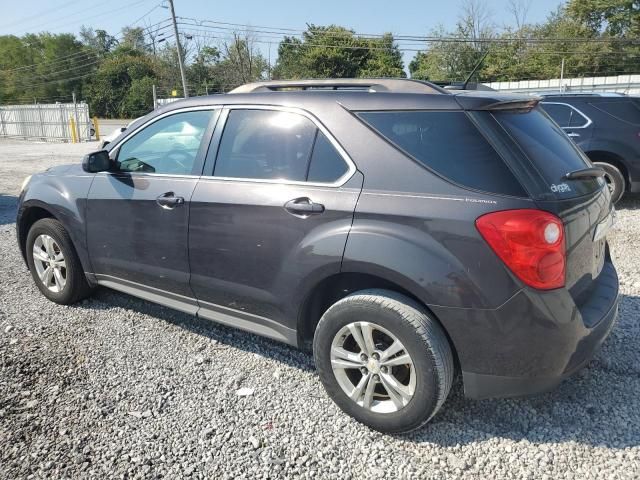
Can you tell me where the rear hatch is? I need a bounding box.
[493,107,614,299]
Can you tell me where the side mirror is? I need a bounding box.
[82,150,111,173]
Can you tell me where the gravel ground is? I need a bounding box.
[1,138,639,479]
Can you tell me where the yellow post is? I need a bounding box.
[92,116,101,141]
[69,117,77,143]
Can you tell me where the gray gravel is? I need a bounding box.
[1,138,639,479]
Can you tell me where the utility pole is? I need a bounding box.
[152,84,157,109]
[72,91,80,142]
[560,57,565,92]
[168,0,188,98]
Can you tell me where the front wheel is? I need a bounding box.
[313,289,454,433]
[593,162,625,204]
[26,218,93,304]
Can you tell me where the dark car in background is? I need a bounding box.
[539,92,640,203]
[16,79,618,433]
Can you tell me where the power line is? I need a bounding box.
[179,27,640,57]
[5,32,175,91]
[0,0,84,29]
[7,0,155,36]
[176,16,640,45]
[1,19,172,74]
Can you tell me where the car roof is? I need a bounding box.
[154,79,539,115]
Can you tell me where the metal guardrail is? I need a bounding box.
[0,102,93,142]
[484,74,640,96]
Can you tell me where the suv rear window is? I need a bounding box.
[591,100,640,126]
[495,108,601,198]
[357,111,526,197]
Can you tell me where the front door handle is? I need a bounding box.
[567,132,580,138]
[284,197,325,217]
[156,191,185,209]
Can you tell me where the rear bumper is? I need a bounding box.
[431,257,619,400]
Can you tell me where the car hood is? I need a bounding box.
[43,163,85,176]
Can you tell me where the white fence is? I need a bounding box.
[484,74,640,95]
[0,102,93,142]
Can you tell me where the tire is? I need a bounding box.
[313,289,454,433]
[26,218,93,305]
[594,162,625,204]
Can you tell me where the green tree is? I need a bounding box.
[121,26,148,52]
[79,27,118,57]
[273,25,405,79]
[85,53,157,117]
[188,45,222,95]
[0,32,93,103]
[566,0,640,37]
[213,33,268,90]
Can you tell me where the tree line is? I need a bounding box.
[0,0,637,118]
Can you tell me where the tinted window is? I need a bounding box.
[542,103,573,127]
[358,111,526,197]
[307,132,349,183]
[215,110,317,181]
[592,100,640,126]
[117,110,213,174]
[496,108,601,198]
[541,103,589,128]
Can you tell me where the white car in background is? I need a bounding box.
[100,118,142,148]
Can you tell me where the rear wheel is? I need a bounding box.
[313,289,454,433]
[593,162,625,204]
[26,218,92,304]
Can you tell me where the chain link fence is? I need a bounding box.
[0,102,93,143]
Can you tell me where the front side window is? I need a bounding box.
[117,110,214,175]
[358,110,526,197]
[214,109,350,183]
[591,100,640,126]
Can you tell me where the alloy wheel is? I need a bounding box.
[330,321,416,413]
[32,234,67,293]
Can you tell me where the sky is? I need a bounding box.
[0,0,564,67]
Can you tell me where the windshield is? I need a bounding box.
[494,108,602,198]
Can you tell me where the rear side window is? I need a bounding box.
[358,111,526,197]
[214,109,350,184]
[541,103,589,128]
[591,100,640,126]
[495,108,601,198]
[307,132,349,183]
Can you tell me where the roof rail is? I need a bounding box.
[229,78,448,94]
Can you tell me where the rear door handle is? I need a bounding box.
[156,191,185,209]
[567,132,580,138]
[284,197,325,216]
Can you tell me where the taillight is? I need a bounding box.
[475,209,565,290]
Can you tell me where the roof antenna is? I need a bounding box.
[462,50,489,90]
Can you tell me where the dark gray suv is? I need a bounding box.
[17,79,619,433]
[539,93,640,203]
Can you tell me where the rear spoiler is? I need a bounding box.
[480,98,540,111]
[454,94,541,112]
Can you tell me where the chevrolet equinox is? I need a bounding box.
[17,79,619,433]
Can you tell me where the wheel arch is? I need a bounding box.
[585,150,630,190]
[296,272,460,368]
[18,200,94,284]
[17,203,58,264]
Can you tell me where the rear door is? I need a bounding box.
[188,107,361,340]
[494,107,612,298]
[540,101,595,148]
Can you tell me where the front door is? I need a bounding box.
[86,109,218,308]
[188,107,362,340]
